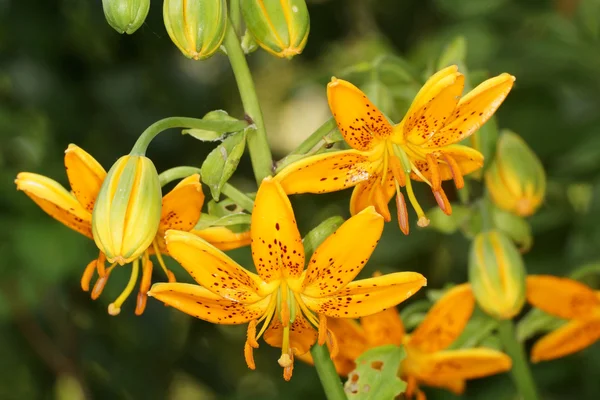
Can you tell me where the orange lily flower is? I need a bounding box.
[148,177,426,380]
[275,66,515,233]
[15,144,250,315]
[303,284,512,398]
[526,275,600,362]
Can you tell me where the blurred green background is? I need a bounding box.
[2,0,600,398]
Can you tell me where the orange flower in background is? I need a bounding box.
[15,144,250,315]
[275,66,515,234]
[526,275,600,362]
[148,177,426,380]
[304,284,512,398]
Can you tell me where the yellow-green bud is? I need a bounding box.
[102,0,150,35]
[92,155,162,265]
[163,0,228,60]
[241,0,310,58]
[469,230,526,320]
[485,131,546,217]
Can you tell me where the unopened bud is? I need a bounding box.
[102,0,150,35]
[469,230,526,319]
[241,0,310,58]
[485,131,546,217]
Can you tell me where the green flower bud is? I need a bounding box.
[469,230,526,320]
[163,0,228,60]
[92,155,162,265]
[102,0,150,35]
[241,0,310,58]
[485,131,546,217]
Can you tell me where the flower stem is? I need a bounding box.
[158,166,254,211]
[130,116,246,156]
[497,319,540,400]
[310,344,347,400]
[223,19,273,185]
[291,117,338,155]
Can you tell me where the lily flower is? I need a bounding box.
[275,66,515,234]
[303,284,512,398]
[15,144,250,315]
[526,275,600,362]
[148,177,426,380]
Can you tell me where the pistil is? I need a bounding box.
[108,257,140,316]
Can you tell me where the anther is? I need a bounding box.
[244,341,256,370]
[426,153,441,191]
[396,191,410,235]
[433,189,452,215]
[327,329,340,358]
[247,320,259,348]
[443,153,464,189]
[135,257,153,316]
[81,259,97,292]
[318,314,328,346]
[91,263,117,300]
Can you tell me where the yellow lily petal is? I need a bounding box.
[404,73,465,146]
[15,172,93,238]
[411,348,512,383]
[418,376,466,395]
[251,178,305,282]
[531,318,600,362]
[404,65,459,118]
[275,150,374,195]
[301,272,426,318]
[425,73,516,148]
[327,318,368,375]
[408,283,474,353]
[164,230,265,303]
[64,144,106,213]
[526,275,600,319]
[155,174,204,253]
[407,144,484,183]
[361,306,405,348]
[327,77,392,150]
[191,226,251,251]
[148,282,272,324]
[263,310,318,356]
[302,206,384,297]
[349,171,395,221]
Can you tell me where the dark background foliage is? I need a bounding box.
[1,0,600,398]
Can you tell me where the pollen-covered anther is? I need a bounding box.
[396,190,410,235]
[135,257,154,316]
[244,341,256,370]
[433,189,452,216]
[443,154,464,189]
[247,319,260,348]
[327,329,340,358]
[81,259,97,292]
[318,313,328,346]
[426,153,442,191]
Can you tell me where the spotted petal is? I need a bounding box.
[408,283,474,353]
[301,272,426,318]
[425,73,515,148]
[361,306,405,348]
[349,171,395,221]
[302,206,384,297]
[531,318,600,362]
[165,230,266,303]
[406,144,484,183]
[251,178,305,283]
[275,150,375,195]
[327,78,392,150]
[148,282,271,324]
[263,310,318,356]
[191,226,251,251]
[15,172,93,238]
[64,144,106,213]
[526,275,600,320]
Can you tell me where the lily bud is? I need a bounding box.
[241,0,310,58]
[92,155,162,265]
[468,230,526,320]
[163,0,228,60]
[485,131,546,217]
[102,0,150,35]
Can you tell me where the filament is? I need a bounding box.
[108,258,140,316]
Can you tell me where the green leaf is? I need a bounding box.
[427,205,472,234]
[516,307,566,343]
[437,35,467,70]
[200,130,247,200]
[344,345,407,400]
[183,110,248,142]
[302,216,345,259]
[194,213,252,230]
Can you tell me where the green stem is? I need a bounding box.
[158,166,254,211]
[310,344,347,400]
[291,117,337,155]
[479,193,494,232]
[229,0,242,36]
[497,319,540,400]
[223,19,273,184]
[130,116,244,156]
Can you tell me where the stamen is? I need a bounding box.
[91,263,117,300]
[96,252,107,277]
[81,259,97,292]
[426,154,441,191]
[318,314,328,346]
[443,153,464,189]
[135,254,153,316]
[152,239,173,280]
[409,161,432,186]
[108,258,140,316]
[406,376,417,398]
[244,341,256,370]
[380,149,389,186]
[294,293,320,327]
[433,189,452,216]
[395,182,410,235]
[389,156,406,187]
[327,329,339,358]
[247,319,259,348]
[255,295,278,341]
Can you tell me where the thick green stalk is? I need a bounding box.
[497,319,540,400]
[291,117,337,155]
[310,344,347,400]
[158,166,254,211]
[223,20,273,184]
